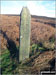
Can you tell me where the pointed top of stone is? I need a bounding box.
[21,7,30,15]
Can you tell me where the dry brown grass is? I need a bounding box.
[0,15,55,49]
[0,15,55,74]
[30,50,55,72]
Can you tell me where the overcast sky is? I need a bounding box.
[1,0,55,18]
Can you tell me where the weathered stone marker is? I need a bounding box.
[19,7,31,61]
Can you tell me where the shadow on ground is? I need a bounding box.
[1,30,19,63]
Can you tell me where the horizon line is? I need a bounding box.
[0,14,55,19]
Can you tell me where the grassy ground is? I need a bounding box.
[1,48,18,74]
[1,39,55,74]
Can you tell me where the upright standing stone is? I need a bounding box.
[19,7,31,61]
